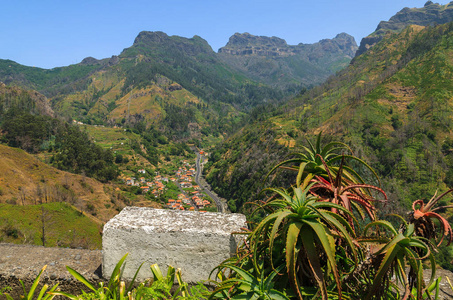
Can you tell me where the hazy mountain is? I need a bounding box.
[218,32,357,89]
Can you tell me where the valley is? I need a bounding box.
[3,1,453,298]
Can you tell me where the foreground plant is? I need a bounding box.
[49,254,207,300]
[362,218,435,299]
[213,135,452,300]
[51,254,141,300]
[410,189,453,246]
[0,265,59,300]
[209,264,289,300]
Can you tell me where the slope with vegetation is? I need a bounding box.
[0,202,102,249]
[0,29,360,142]
[3,140,453,299]
[356,1,453,56]
[206,21,453,230]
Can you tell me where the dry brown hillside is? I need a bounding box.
[0,144,129,222]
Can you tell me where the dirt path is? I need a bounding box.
[0,243,102,298]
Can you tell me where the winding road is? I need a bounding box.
[194,151,225,213]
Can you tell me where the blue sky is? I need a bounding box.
[1,1,451,69]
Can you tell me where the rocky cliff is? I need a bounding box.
[356,1,453,56]
[218,32,357,88]
[219,32,357,58]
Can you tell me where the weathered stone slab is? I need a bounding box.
[102,207,247,283]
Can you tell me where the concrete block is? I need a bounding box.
[102,207,247,283]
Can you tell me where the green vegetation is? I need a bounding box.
[3,136,449,299]
[206,22,453,227]
[0,59,100,97]
[210,136,450,299]
[0,109,118,182]
[8,254,210,300]
[0,202,102,249]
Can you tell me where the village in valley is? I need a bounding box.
[122,152,215,212]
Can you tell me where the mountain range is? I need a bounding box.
[0,30,358,139]
[2,2,453,224]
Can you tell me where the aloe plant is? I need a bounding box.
[248,180,359,300]
[362,218,435,300]
[310,155,387,223]
[410,189,453,246]
[265,132,379,186]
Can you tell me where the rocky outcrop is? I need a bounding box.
[102,207,247,283]
[219,33,293,57]
[219,32,357,58]
[217,32,357,88]
[356,1,453,56]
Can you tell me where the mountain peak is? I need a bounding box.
[223,32,288,49]
[133,31,169,45]
[121,31,213,58]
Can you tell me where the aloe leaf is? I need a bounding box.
[66,266,97,292]
[322,211,357,259]
[107,253,128,291]
[315,131,322,154]
[264,187,293,204]
[329,155,380,185]
[300,229,328,300]
[311,201,354,217]
[304,219,342,299]
[268,289,291,300]
[364,220,398,236]
[264,158,306,183]
[269,210,292,270]
[28,265,47,300]
[286,222,303,300]
[223,265,258,288]
[296,162,307,188]
[263,264,285,289]
[321,142,351,157]
[230,291,259,299]
[365,243,401,300]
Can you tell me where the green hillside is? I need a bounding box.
[357,1,453,56]
[206,22,453,216]
[0,202,102,249]
[0,30,360,140]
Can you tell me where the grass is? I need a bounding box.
[0,202,102,249]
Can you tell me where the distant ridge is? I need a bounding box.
[356,1,453,56]
[218,32,357,88]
